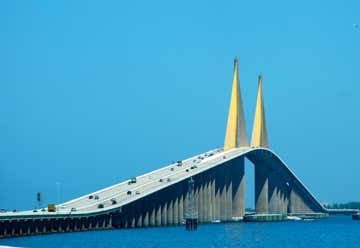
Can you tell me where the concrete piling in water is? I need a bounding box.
[232,157,245,219]
[255,164,269,214]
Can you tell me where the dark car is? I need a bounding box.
[97,204,104,209]
[94,195,99,200]
[111,198,117,205]
[128,177,137,185]
[127,191,132,195]
[190,165,197,169]
[88,195,94,199]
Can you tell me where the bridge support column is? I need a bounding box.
[280,180,290,214]
[225,164,233,221]
[214,167,221,221]
[136,201,143,228]
[268,173,281,214]
[173,187,179,225]
[107,214,112,229]
[232,157,245,218]
[156,195,162,227]
[161,197,168,226]
[255,165,269,214]
[194,178,200,221]
[198,176,204,222]
[205,174,211,222]
[179,183,184,224]
[143,198,149,227]
[128,203,136,228]
[220,165,227,221]
[289,187,312,214]
[211,173,216,221]
[150,196,156,226]
[167,187,174,226]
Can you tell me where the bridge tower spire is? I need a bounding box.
[224,57,248,151]
[251,75,269,148]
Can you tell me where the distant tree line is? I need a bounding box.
[324,202,360,209]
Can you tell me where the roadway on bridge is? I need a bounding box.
[0,146,328,219]
[0,148,241,218]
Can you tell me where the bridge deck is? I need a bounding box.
[0,147,327,221]
[0,148,241,220]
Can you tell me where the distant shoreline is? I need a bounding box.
[324,202,360,209]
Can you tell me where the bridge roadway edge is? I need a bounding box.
[0,148,331,239]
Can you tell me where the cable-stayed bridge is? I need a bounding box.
[0,58,347,238]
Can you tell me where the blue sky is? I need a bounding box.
[0,1,359,210]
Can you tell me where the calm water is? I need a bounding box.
[1,216,359,248]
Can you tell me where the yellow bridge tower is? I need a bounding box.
[223,57,248,151]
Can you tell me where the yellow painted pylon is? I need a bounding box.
[224,57,248,151]
[251,75,269,148]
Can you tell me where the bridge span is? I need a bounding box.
[0,58,335,238]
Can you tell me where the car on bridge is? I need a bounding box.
[128,177,137,185]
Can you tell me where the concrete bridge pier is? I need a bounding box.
[173,189,179,225]
[194,177,199,220]
[155,194,162,227]
[129,203,136,228]
[255,163,269,214]
[149,197,156,226]
[210,170,216,220]
[135,201,143,228]
[179,182,184,224]
[268,172,282,214]
[210,173,216,221]
[167,186,174,226]
[142,198,149,227]
[219,165,227,221]
[197,176,203,222]
[205,174,211,222]
[289,186,312,214]
[280,180,290,214]
[161,191,168,226]
[231,157,245,219]
[214,166,221,221]
[225,164,233,220]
